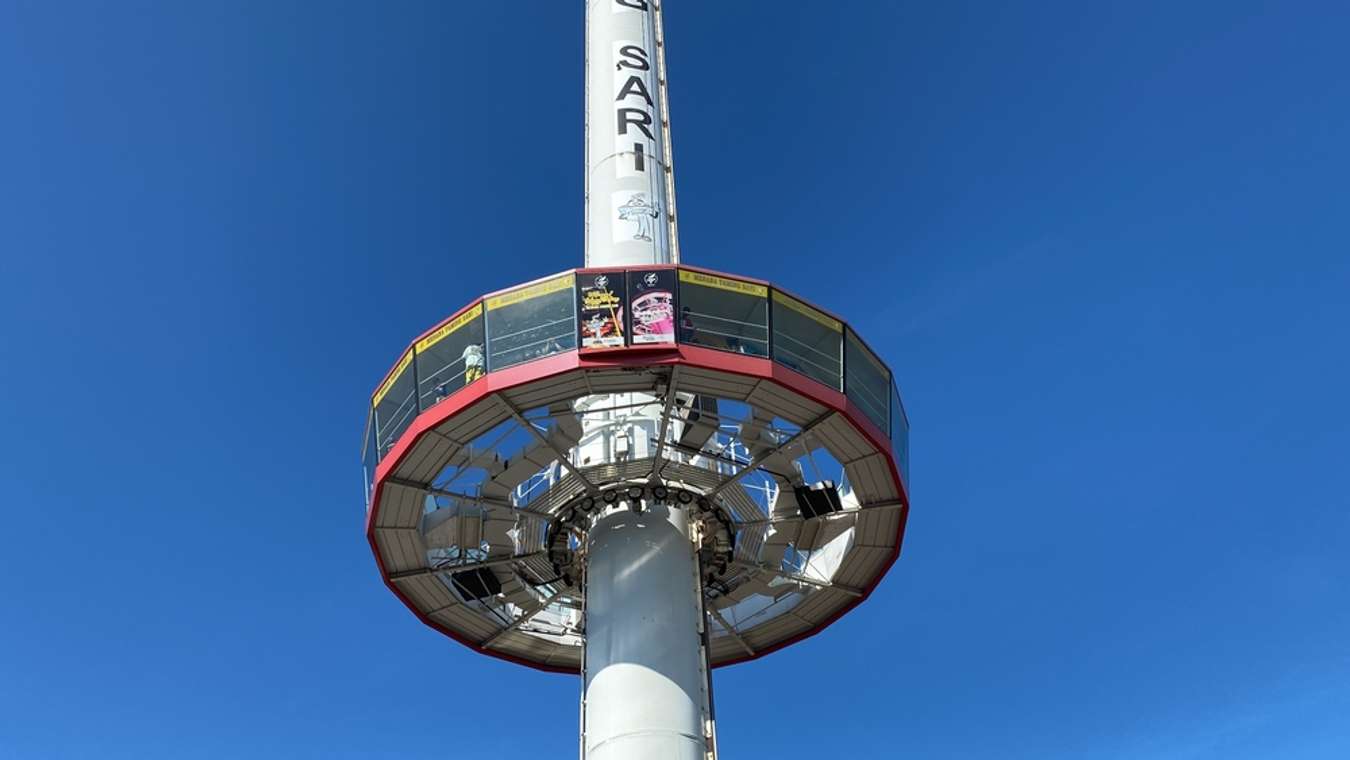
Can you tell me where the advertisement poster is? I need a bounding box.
[578,273,626,349]
[626,269,677,345]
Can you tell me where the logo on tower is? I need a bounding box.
[616,193,660,242]
[612,38,657,178]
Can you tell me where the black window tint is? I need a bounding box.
[362,408,378,507]
[677,270,769,356]
[373,350,417,460]
[844,329,890,435]
[415,303,486,410]
[486,274,578,370]
[890,381,909,487]
[771,290,843,390]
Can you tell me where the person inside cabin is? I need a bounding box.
[679,306,696,343]
[462,342,485,383]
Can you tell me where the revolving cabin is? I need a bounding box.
[363,265,911,673]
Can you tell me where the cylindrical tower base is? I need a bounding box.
[583,504,709,760]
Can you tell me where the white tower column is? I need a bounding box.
[580,3,709,757]
[586,0,678,267]
[583,504,708,760]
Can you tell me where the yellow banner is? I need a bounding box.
[773,290,841,332]
[415,303,484,353]
[486,274,575,310]
[373,349,414,407]
[678,269,769,298]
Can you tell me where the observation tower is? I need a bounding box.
[362,3,910,758]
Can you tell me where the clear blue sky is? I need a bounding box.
[2,2,1347,758]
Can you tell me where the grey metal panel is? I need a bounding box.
[708,639,743,661]
[482,515,518,552]
[374,528,425,574]
[577,458,655,487]
[844,452,899,503]
[427,442,479,478]
[435,400,509,448]
[586,368,662,393]
[524,442,564,470]
[394,433,457,484]
[855,507,900,549]
[523,478,588,518]
[518,554,559,584]
[854,507,885,544]
[746,382,827,428]
[794,520,822,553]
[675,369,758,400]
[792,586,846,622]
[375,482,424,529]
[708,573,774,608]
[675,397,719,452]
[492,633,551,660]
[812,415,874,464]
[432,605,499,640]
[733,523,769,563]
[833,545,891,588]
[545,648,582,671]
[482,443,555,501]
[553,403,585,441]
[399,575,457,611]
[499,582,536,611]
[763,519,796,546]
[742,615,808,649]
[502,372,590,410]
[659,460,725,491]
[715,484,766,523]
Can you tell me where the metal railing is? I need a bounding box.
[363,266,910,499]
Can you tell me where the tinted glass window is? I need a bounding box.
[844,329,890,435]
[890,381,909,487]
[362,409,378,507]
[415,303,486,410]
[677,270,769,356]
[373,350,417,460]
[772,290,843,390]
[486,274,577,370]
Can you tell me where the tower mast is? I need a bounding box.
[586,0,679,267]
[582,5,709,758]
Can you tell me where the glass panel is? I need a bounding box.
[844,329,890,435]
[415,303,486,410]
[677,269,769,356]
[626,269,677,345]
[485,274,578,370]
[890,380,909,487]
[577,272,627,349]
[771,290,843,390]
[373,349,417,461]
[362,407,378,508]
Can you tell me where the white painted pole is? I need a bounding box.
[583,504,707,760]
[580,4,709,757]
[586,0,676,267]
